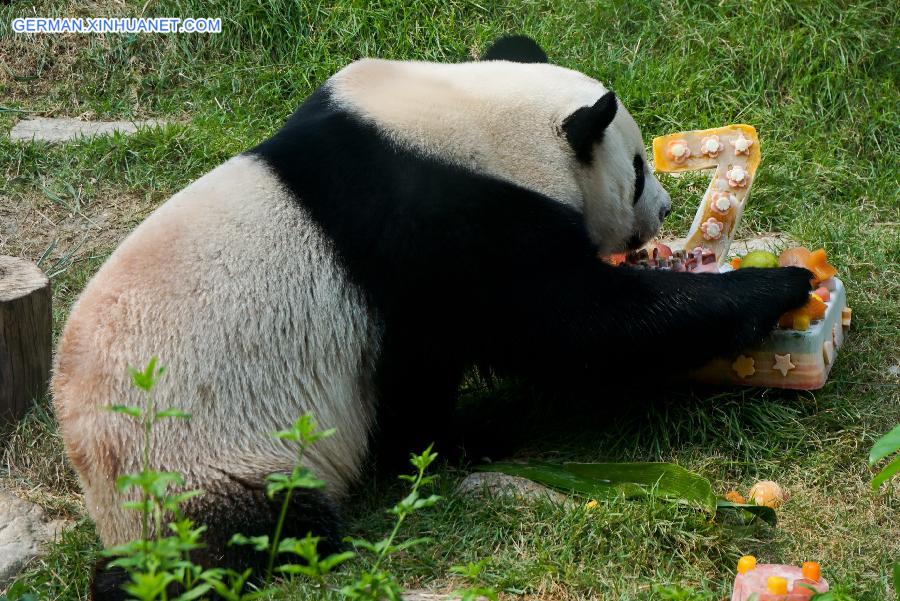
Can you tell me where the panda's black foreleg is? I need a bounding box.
[351,171,813,382]
[371,334,466,470]
[475,257,813,380]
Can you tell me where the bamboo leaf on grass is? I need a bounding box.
[477,461,717,514]
[567,462,717,514]
[868,424,900,465]
[715,500,777,526]
[870,454,900,490]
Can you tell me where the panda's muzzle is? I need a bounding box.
[626,232,645,251]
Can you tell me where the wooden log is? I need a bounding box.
[0,256,52,427]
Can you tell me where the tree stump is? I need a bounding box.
[0,256,51,427]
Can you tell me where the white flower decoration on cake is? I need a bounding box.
[726,165,749,188]
[667,139,691,164]
[731,133,753,155]
[708,191,735,216]
[699,135,723,158]
[700,217,724,240]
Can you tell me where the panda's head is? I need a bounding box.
[329,35,671,254]
[558,88,672,253]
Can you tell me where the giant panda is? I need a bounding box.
[52,36,812,596]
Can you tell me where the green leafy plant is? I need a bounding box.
[340,446,441,601]
[868,424,900,490]
[450,560,498,601]
[867,423,900,592]
[107,361,362,600]
[230,414,356,590]
[103,358,250,600]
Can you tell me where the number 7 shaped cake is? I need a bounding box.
[645,125,851,390]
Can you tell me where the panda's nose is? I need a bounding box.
[659,193,672,222]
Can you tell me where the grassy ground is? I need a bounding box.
[1,0,898,599]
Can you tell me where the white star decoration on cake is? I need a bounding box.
[773,354,795,377]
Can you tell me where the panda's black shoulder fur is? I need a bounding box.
[249,83,811,460]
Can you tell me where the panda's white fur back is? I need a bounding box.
[53,155,378,546]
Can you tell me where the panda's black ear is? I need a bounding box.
[561,91,618,164]
[482,35,548,63]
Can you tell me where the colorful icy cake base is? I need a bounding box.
[691,277,850,390]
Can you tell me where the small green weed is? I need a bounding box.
[103,358,251,600]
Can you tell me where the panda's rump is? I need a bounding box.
[52,155,378,544]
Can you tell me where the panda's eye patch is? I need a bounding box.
[633,154,645,205]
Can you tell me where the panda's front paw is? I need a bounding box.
[758,266,814,312]
[729,265,812,306]
[726,266,813,348]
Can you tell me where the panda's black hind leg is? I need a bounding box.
[89,486,343,600]
[90,558,130,601]
[183,483,344,570]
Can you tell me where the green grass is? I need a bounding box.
[1,0,898,599]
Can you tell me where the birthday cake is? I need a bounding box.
[606,125,851,390]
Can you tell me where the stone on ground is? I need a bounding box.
[10,117,168,143]
[0,491,69,587]
[456,471,566,504]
